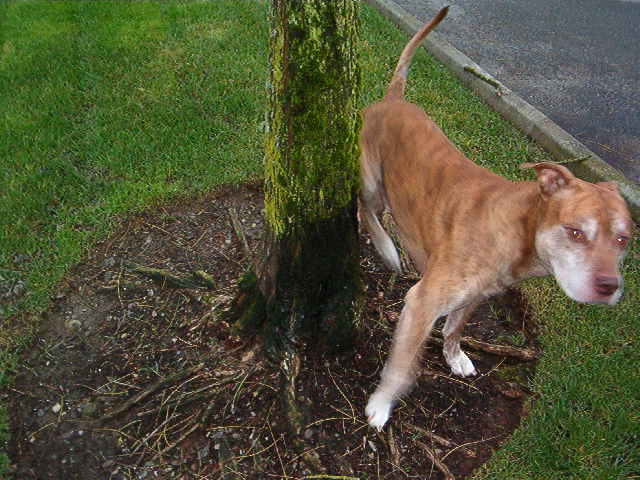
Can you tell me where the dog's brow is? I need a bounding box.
[580,218,598,241]
[612,217,631,236]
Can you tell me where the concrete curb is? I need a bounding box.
[364,0,640,222]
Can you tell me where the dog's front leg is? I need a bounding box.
[443,300,481,377]
[366,275,464,430]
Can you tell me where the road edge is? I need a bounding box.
[364,0,640,221]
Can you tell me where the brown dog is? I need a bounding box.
[360,7,633,430]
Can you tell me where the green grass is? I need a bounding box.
[1,1,638,478]
[1,0,267,316]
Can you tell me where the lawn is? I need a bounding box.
[1,1,638,478]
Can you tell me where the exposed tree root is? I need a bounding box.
[281,347,325,472]
[228,206,254,265]
[125,263,216,290]
[416,439,456,480]
[405,423,476,458]
[96,362,207,425]
[430,328,539,361]
[387,425,401,466]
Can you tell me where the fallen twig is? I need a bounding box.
[430,329,539,361]
[442,434,505,461]
[327,364,356,423]
[126,263,215,290]
[405,423,475,458]
[303,476,360,480]
[97,362,205,425]
[415,440,456,480]
[152,419,201,461]
[155,371,248,417]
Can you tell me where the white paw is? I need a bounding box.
[447,351,477,377]
[365,391,394,431]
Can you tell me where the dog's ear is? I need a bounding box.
[520,162,576,196]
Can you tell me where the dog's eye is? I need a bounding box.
[564,227,585,243]
[616,235,629,248]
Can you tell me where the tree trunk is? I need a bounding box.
[230,0,361,442]
[234,0,361,349]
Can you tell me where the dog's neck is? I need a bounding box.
[496,180,549,281]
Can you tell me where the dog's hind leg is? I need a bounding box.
[442,300,480,377]
[359,154,402,272]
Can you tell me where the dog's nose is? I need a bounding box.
[594,275,619,296]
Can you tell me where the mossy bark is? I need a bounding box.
[235,0,361,348]
[264,0,361,236]
[230,0,362,443]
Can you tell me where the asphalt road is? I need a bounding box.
[393,0,640,183]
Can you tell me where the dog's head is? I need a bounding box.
[524,162,633,305]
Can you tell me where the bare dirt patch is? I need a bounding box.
[6,182,539,479]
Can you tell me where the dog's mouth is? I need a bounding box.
[563,280,623,306]
[562,288,621,306]
[587,274,624,305]
[550,264,623,306]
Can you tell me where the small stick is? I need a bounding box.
[415,440,456,480]
[97,362,205,424]
[228,206,253,262]
[158,372,247,413]
[327,365,356,423]
[430,329,539,361]
[442,433,504,461]
[464,65,502,91]
[152,420,201,461]
[405,423,475,458]
[303,476,361,480]
[126,263,215,290]
[126,263,198,289]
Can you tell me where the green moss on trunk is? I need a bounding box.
[232,0,362,349]
[233,201,362,353]
[265,0,361,237]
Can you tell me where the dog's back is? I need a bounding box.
[361,79,516,274]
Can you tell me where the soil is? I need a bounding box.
[5,182,539,480]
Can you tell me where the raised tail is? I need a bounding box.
[385,6,449,100]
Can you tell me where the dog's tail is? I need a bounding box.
[385,6,448,100]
